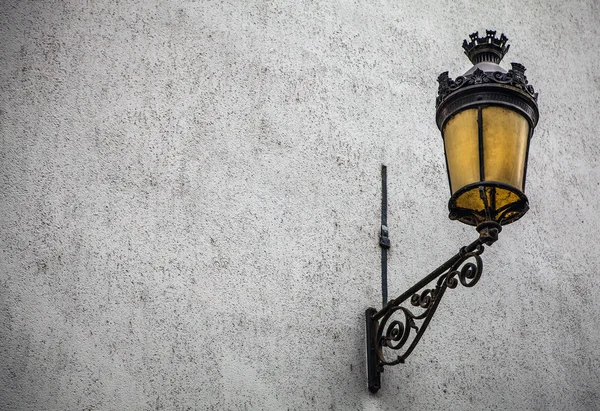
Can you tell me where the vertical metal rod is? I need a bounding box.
[380,165,390,308]
[477,106,485,181]
[522,127,533,192]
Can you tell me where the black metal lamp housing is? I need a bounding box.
[365,31,539,393]
[437,30,539,230]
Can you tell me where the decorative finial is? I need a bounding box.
[462,30,510,64]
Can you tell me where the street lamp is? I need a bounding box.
[366,31,539,393]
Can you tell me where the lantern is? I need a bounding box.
[436,31,539,231]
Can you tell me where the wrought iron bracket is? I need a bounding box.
[366,222,500,393]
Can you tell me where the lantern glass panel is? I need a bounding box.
[443,108,479,193]
[481,106,529,191]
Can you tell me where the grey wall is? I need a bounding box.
[1,1,600,410]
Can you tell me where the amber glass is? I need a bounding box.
[443,106,530,225]
[443,108,479,193]
[481,106,529,190]
[454,185,522,222]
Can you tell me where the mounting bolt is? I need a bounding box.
[379,225,391,249]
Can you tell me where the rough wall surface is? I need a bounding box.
[1,1,600,410]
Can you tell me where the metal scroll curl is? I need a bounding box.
[436,66,538,108]
[374,244,484,367]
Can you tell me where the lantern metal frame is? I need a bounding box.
[437,31,539,227]
[365,31,539,393]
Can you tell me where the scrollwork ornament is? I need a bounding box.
[410,288,437,308]
[446,244,484,288]
[469,68,489,85]
[436,66,538,108]
[374,243,485,366]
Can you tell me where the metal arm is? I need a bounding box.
[365,223,500,393]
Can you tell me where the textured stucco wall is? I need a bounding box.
[1,1,600,410]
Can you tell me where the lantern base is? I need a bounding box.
[448,182,529,226]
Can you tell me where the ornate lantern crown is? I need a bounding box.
[462,30,510,64]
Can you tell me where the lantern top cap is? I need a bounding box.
[463,30,510,65]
